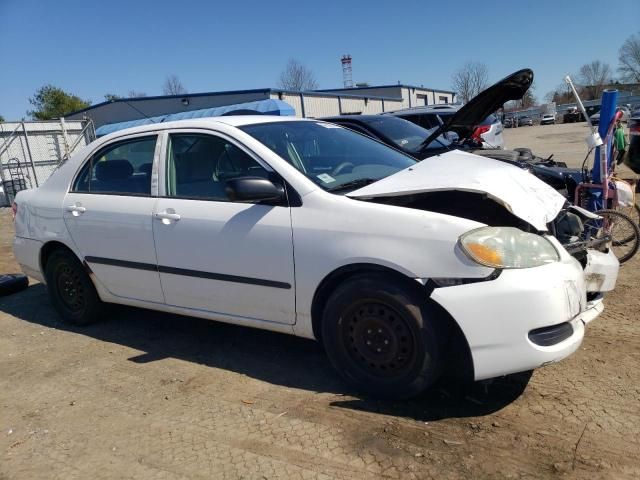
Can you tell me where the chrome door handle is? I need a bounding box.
[65,205,86,216]
[154,211,181,222]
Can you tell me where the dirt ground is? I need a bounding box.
[1,124,640,479]
[503,121,638,177]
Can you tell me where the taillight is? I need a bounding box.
[471,125,491,140]
[11,201,17,220]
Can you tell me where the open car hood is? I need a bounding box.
[347,150,566,231]
[423,69,534,146]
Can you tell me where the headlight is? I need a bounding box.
[459,227,560,269]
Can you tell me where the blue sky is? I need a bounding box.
[1,0,638,120]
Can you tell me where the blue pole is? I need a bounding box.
[592,89,618,182]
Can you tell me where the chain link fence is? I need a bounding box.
[0,119,95,206]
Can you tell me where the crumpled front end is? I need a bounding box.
[430,237,602,380]
[549,205,619,294]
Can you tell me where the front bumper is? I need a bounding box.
[583,249,618,292]
[430,252,600,381]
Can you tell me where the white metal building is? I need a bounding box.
[67,84,456,128]
[315,84,457,108]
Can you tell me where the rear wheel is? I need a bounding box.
[45,249,103,325]
[321,274,445,399]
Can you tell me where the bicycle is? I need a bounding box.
[572,110,640,263]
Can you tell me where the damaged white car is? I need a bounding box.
[12,116,618,398]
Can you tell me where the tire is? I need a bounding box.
[44,249,103,325]
[616,203,640,243]
[321,274,445,399]
[584,209,640,264]
[0,274,29,296]
[618,203,640,225]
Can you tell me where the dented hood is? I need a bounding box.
[347,150,567,231]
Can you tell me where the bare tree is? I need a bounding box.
[543,90,556,103]
[127,90,147,98]
[618,32,640,83]
[277,59,318,91]
[451,62,489,103]
[545,81,576,105]
[520,81,537,108]
[578,60,612,100]
[163,74,187,96]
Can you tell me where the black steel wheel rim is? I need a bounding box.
[341,301,417,378]
[56,265,85,313]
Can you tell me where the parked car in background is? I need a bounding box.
[320,114,453,158]
[540,113,556,125]
[503,117,514,128]
[563,107,584,123]
[585,105,601,119]
[518,116,533,127]
[386,104,505,149]
[12,115,616,399]
[590,107,630,126]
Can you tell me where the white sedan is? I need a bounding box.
[12,116,618,398]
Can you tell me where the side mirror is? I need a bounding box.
[444,131,459,143]
[225,177,285,203]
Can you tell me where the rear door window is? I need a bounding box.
[72,136,157,195]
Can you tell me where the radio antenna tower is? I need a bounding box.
[341,55,353,88]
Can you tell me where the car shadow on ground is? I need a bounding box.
[1,284,531,421]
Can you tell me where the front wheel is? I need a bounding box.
[321,274,445,399]
[45,249,104,325]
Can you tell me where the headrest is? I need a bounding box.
[176,152,214,182]
[95,160,134,182]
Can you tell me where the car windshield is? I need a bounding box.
[240,121,416,192]
[358,116,452,152]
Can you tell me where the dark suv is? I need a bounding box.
[385,105,504,149]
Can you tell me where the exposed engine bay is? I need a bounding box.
[366,191,610,270]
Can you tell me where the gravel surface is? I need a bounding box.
[1,124,640,479]
[503,122,638,177]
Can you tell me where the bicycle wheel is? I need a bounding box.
[617,202,640,226]
[584,209,640,264]
[614,203,640,243]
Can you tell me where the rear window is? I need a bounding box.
[397,113,441,129]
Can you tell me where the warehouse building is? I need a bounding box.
[67,84,456,129]
[316,84,456,109]
[67,88,403,128]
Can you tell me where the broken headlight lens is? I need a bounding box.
[459,227,560,269]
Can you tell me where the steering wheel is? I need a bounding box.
[332,162,355,176]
